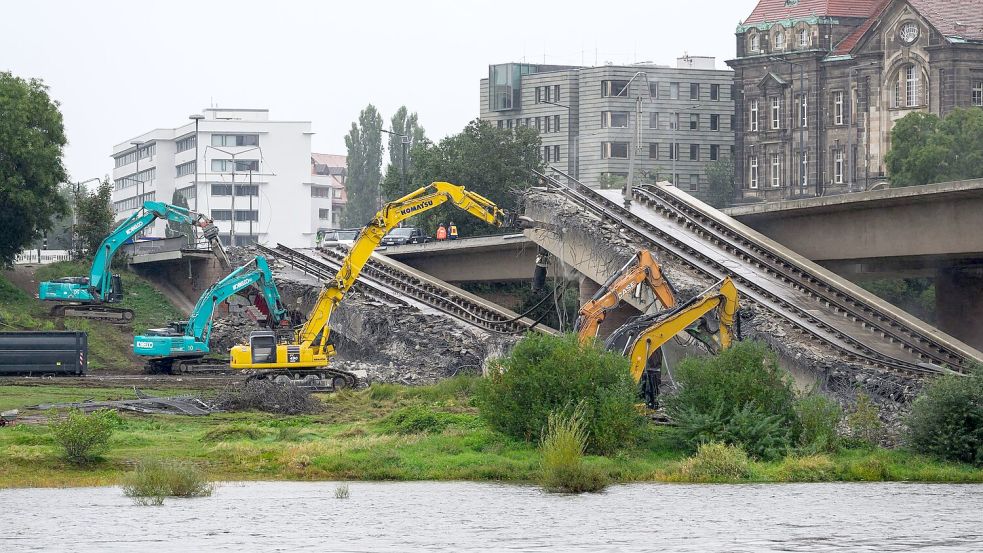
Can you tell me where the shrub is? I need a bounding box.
[906,367,983,465]
[476,333,640,454]
[122,459,213,505]
[214,380,323,414]
[48,409,116,465]
[795,394,842,453]
[539,406,607,493]
[846,393,883,446]
[201,424,268,442]
[664,341,798,459]
[667,442,752,483]
[776,455,838,482]
[382,405,477,435]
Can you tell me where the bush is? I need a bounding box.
[776,455,838,482]
[382,405,477,435]
[476,333,640,454]
[796,394,842,453]
[539,406,607,493]
[906,367,983,465]
[214,380,324,414]
[667,442,752,483]
[664,341,798,459]
[122,459,213,505]
[846,393,883,446]
[48,409,116,465]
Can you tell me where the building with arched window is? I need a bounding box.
[728,0,983,201]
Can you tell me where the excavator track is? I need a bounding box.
[51,304,135,324]
[245,367,358,392]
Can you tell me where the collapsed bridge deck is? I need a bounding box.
[524,171,983,380]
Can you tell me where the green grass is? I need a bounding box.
[2,379,983,489]
[0,272,54,331]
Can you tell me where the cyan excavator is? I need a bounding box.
[38,201,229,322]
[133,255,293,374]
[229,181,511,390]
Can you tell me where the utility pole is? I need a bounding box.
[189,114,204,210]
[248,169,253,243]
[625,94,642,208]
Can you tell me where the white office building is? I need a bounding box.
[111,108,345,247]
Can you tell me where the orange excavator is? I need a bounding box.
[574,249,677,342]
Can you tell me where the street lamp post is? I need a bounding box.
[204,145,261,247]
[189,114,204,210]
[616,72,651,207]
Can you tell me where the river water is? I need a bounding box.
[1,481,981,551]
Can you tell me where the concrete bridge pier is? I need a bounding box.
[578,276,640,341]
[936,267,983,353]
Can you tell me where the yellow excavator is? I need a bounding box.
[574,249,677,342]
[604,277,740,408]
[229,181,511,389]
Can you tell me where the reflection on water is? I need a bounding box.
[1,481,982,552]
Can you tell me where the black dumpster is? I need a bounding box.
[0,331,87,376]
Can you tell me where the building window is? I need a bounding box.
[114,168,156,191]
[833,91,843,125]
[311,186,332,198]
[112,191,156,213]
[554,114,561,132]
[176,161,196,177]
[749,99,759,132]
[834,149,844,184]
[749,156,759,189]
[669,82,679,100]
[669,143,679,160]
[710,144,719,161]
[649,82,659,98]
[689,144,699,161]
[749,33,759,52]
[176,186,195,201]
[506,119,513,129]
[602,110,625,128]
[211,209,232,221]
[318,208,331,220]
[905,65,919,106]
[690,114,699,130]
[543,146,551,163]
[176,135,196,153]
[211,159,259,172]
[599,172,628,189]
[497,120,503,129]
[799,27,810,47]
[710,114,719,131]
[649,112,659,129]
[211,134,259,147]
[544,85,552,103]
[601,80,630,97]
[211,184,258,196]
[234,210,258,222]
[799,150,809,186]
[535,117,542,132]
[545,116,552,133]
[890,64,927,108]
[974,81,983,107]
[535,87,542,104]
[690,83,699,100]
[649,143,659,159]
[689,174,699,191]
[799,94,808,127]
[602,142,629,159]
[771,96,781,129]
[553,85,560,102]
[770,153,781,187]
[553,145,560,162]
[670,112,679,130]
[711,84,720,101]
[774,31,785,50]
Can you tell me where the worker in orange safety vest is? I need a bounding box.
[448,221,459,240]
[436,223,447,241]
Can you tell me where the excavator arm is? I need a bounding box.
[574,250,676,343]
[296,182,510,355]
[609,276,739,384]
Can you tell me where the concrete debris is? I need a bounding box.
[34,391,214,416]
[213,380,323,414]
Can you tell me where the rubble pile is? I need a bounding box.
[213,380,323,414]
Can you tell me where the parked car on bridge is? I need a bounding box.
[379,227,431,246]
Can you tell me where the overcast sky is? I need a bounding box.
[2,0,755,182]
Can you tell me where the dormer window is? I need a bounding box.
[749,33,760,52]
[799,27,810,48]
[774,31,785,50]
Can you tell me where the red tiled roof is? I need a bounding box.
[743,0,883,24]
[311,153,346,168]
[831,0,891,54]
[908,0,983,41]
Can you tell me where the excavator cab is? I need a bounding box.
[248,330,278,364]
[107,274,124,303]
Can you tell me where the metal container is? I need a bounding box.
[0,331,87,375]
